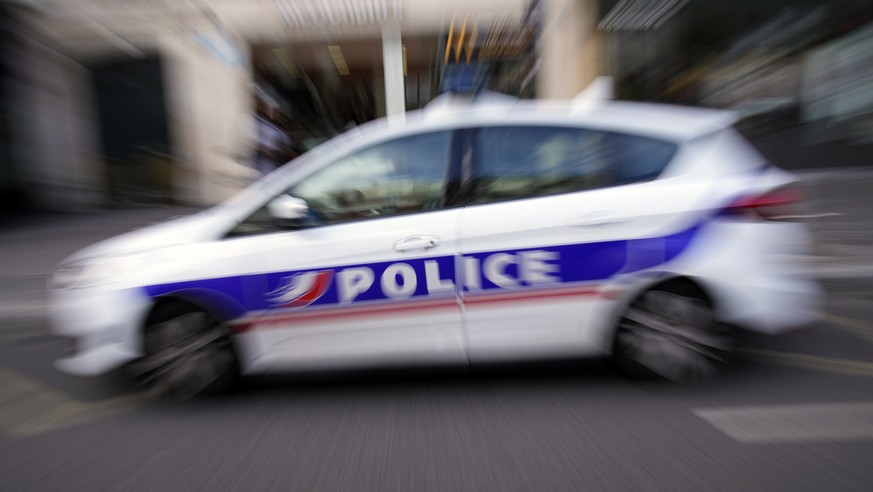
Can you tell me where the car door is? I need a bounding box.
[458,125,687,362]
[231,130,466,372]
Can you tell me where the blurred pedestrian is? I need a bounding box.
[254,98,292,176]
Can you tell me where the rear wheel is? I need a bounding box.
[135,303,239,399]
[612,284,734,382]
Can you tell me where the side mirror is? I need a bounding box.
[267,195,309,228]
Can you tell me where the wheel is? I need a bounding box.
[134,303,239,399]
[612,284,734,383]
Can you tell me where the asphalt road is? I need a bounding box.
[1,174,872,492]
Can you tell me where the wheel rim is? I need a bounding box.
[138,311,235,398]
[616,290,732,382]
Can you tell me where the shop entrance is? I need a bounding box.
[252,35,441,151]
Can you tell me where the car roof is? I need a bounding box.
[256,95,738,194]
[407,95,737,143]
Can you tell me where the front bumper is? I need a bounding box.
[49,285,151,376]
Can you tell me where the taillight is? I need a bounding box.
[722,186,804,221]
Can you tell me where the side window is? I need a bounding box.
[227,131,452,237]
[291,131,451,224]
[471,126,677,204]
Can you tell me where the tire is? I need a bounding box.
[611,283,734,383]
[135,302,239,399]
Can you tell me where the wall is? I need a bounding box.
[160,26,257,205]
[537,0,603,99]
[5,31,103,210]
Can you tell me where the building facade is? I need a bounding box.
[4,0,607,209]
[6,0,869,210]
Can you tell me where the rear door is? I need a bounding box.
[458,125,691,361]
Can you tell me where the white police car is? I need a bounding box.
[49,90,822,396]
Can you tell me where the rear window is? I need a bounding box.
[471,126,677,204]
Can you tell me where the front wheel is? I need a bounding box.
[134,304,239,399]
[612,285,734,383]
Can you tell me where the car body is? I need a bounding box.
[49,94,823,394]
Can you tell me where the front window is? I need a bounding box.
[228,131,452,237]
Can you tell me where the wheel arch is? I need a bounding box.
[143,288,247,326]
[139,290,247,360]
[599,272,723,355]
[137,293,243,397]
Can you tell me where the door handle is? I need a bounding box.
[393,235,441,252]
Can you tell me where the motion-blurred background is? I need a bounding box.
[3,3,873,491]
[1,0,872,211]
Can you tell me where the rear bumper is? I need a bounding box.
[711,275,823,334]
[675,220,824,334]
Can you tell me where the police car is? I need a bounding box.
[49,88,822,397]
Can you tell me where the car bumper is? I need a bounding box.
[49,286,151,376]
[711,275,823,334]
[676,220,824,334]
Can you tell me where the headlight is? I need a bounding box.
[52,255,142,290]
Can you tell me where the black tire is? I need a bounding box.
[135,302,239,399]
[611,282,735,383]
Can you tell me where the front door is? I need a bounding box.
[233,130,466,371]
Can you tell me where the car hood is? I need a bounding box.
[61,209,228,264]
